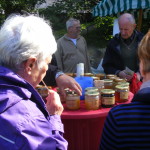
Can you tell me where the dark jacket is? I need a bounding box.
[100,83,150,149]
[102,30,144,74]
[43,64,58,86]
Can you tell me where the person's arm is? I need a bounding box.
[56,73,82,96]
[43,64,82,96]
[16,91,67,150]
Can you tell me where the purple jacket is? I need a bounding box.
[0,66,68,150]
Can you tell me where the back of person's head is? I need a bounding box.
[66,18,80,30]
[118,13,136,24]
[138,30,150,72]
[0,14,56,72]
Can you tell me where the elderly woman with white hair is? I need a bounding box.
[0,14,68,150]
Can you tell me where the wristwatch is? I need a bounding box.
[55,71,64,79]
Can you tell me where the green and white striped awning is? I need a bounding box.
[92,0,150,19]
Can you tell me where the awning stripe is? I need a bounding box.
[92,0,150,18]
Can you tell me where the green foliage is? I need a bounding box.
[0,0,45,25]
[50,0,100,18]
[39,0,100,31]
[93,16,114,40]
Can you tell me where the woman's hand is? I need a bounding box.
[46,90,63,115]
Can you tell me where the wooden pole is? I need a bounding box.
[137,9,143,31]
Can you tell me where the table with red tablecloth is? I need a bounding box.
[61,92,134,150]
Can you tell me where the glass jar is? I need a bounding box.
[104,79,113,89]
[113,78,126,88]
[115,85,129,103]
[95,73,106,80]
[66,91,80,110]
[91,76,99,81]
[101,89,115,108]
[106,74,116,79]
[117,82,130,90]
[36,85,50,98]
[85,91,100,110]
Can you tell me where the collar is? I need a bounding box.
[64,34,80,40]
[132,80,150,103]
[121,30,136,45]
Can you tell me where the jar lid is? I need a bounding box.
[85,87,99,92]
[101,89,115,94]
[114,78,125,82]
[84,73,93,76]
[66,90,78,96]
[115,85,128,90]
[95,73,105,77]
[91,76,99,80]
[109,76,116,80]
[106,74,116,77]
[117,82,129,86]
[104,79,113,83]
[85,91,99,96]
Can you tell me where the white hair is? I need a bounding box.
[118,13,136,24]
[0,14,57,72]
[66,18,80,30]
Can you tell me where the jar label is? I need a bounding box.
[85,95,99,101]
[66,100,80,109]
[85,99,100,110]
[102,97,115,105]
[66,96,79,100]
[120,91,128,99]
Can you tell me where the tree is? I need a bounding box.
[0,0,45,25]
[39,0,100,31]
[49,0,100,19]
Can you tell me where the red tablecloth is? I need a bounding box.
[61,92,134,150]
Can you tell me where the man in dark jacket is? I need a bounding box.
[102,13,144,81]
[43,64,82,96]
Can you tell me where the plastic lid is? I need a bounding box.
[114,78,125,82]
[115,85,129,90]
[101,89,115,94]
[85,91,99,96]
[117,82,129,86]
[106,74,116,77]
[104,79,113,83]
[85,87,99,92]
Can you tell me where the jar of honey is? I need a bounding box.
[115,85,129,103]
[117,82,130,90]
[95,73,106,80]
[91,76,99,81]
[66,91,80,110]
[113,78,126,88]
[36,85,49,98]
[106,74,116,79]
[84,73,94,77]
[101,89,115,108]
[104,79,113,89]
[85,91,100,110]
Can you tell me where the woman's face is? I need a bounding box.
[24,56,51,88]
